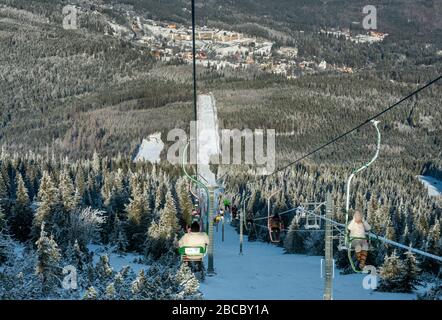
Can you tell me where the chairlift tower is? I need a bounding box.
[323,193,334,300]
[207,186,216,275]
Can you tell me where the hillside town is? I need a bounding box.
[98,3,388,79]
[113,17,359,79]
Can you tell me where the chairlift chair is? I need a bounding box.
[337,229,375,252]
[304,213,321,230]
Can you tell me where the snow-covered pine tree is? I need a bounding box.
[83,286,98,300]
[35,223,62,294]
[0,228,14,265]
[125,175,150,251]
[59,169,79,213]
[399,250,421,292]
[0,172,8,208]
[146,190,179,260]
[283,217,305,254]
[75,165,86,205]
[112,265,135,299]
[176,179,193,228]
[110,215,128,254]
[175,263,202,299]
[95,254,114,285]
[131,269,149,299]
[104,283,116,300]
[421,221,441,273]
[10,173,33,241]
[154,182,166,213]
[378,250,405,292]
[33,171,62,239]
[65,239,87,272]
[0,203,5,232]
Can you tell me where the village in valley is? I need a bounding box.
[105,10,389,80]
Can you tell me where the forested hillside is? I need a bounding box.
[0,0,440,163]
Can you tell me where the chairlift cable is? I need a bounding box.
[267,75,441,177]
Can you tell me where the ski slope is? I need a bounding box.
[134,132,164,163]
[200,219,416,300]
[418,175,442,197]
[197,94,220,187]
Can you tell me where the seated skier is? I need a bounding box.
[231,205,238,220]
[347,210,372,269]
[223,199,231,212]
[269,213,282,242]
[178,221,209,262]
[246,212,257,241]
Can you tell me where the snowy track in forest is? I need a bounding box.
[199,221,417,300]
[197,93,220,187]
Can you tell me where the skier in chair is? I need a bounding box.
[231,204,238,220]
[347,210,372,269]
[178,221,209,269]
[269,213,282,242]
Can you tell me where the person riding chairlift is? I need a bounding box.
[231,204,238,220]
[269,213,283,242]
[347,210,372,269]
[223,199,231,212]
[246,212,257,241]
[178,221,209,262]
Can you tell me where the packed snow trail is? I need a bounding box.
[197,93,220,187]
[199,218,417,300]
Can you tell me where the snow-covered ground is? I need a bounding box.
[134,132,164,163]
[418,175,442,197]
[88,244,147,275]
[199,220,417,300]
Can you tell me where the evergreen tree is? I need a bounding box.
[83,286,98,300]
[113,265,135,300]
[95,254,113,283]
[154,182,166,212]
[400,251,421,292]
[59,169,79,213]
[75,166,86,205]
[175,263,202,299]
[10,173,33,241]
[0,229,14,265]
[0,172,8,208]
[0,204,5,232]
[146,191,179,260]
[35,223,61,294]
[283,216,305,254]
[111,215,128,254]
[176,179,193,228]
[378,250,405,292]
[131,269,149,299]
[33,171,62,239]
[125,176,150,251]
[104,283,116,300]
[65,239,87,272]
[422,221,441,272]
